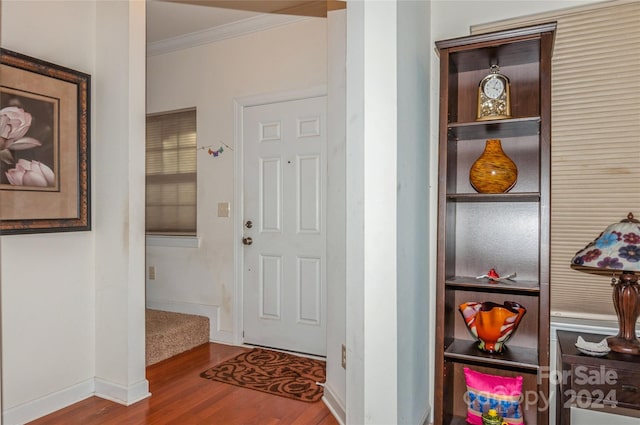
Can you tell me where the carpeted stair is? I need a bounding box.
[145,309,210,366]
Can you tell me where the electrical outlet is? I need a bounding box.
[148,266,156,280]
[341,344,346,369]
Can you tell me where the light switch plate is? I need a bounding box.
[217,202,230,217]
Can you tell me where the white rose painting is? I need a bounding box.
[1,48,90,234]
[0,92,56,190]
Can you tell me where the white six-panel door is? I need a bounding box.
[242,96,327,356]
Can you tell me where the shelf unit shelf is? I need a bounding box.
[434,22,556,425]
[448,116,541,140]
[446,192,540,202]
[444,339,540,371]
[445,276,541,294]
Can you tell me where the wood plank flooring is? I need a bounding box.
[28,343,339,425]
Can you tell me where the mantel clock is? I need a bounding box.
[476,65,511,121]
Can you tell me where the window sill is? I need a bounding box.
[145,235,201,248]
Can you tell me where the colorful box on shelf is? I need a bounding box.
[464,368,524,425]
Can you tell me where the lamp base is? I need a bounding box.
[609,271,640,355]
[607,335,640,355]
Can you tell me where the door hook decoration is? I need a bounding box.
[197,141,233,158]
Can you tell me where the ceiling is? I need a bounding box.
[146,0,344,44]
[146,1,262,44]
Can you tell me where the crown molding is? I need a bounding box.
[147,14,311,56]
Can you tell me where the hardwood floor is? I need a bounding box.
[28,343,339,425]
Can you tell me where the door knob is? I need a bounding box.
[242,237,253,245]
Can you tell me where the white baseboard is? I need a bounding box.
[419,405,432,425]
[322,384,346,425]
[212,329,235,345]
[2,378,94,425]
[94,378,150,406]
[146,299,233,343]
[2,375,149,424]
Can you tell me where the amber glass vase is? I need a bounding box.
[469,139,517,193]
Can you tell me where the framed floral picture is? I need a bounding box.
[0,49,90,234]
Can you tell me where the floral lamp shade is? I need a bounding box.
[571,213,640,271]
[570,212,640,355]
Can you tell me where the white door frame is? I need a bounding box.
[232,86,328,346]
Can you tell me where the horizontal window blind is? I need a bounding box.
[146,109,197,235]
[473,1,640,318]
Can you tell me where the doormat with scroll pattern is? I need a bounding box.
[200,347,326,402]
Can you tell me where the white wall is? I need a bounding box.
[94,0,149,405]
[324,8,347,423]
[346,1,399,423]
[145,19,328,340]
[431,0,603,41]
[1,1,148,423]
[397,1,431,424]
[344,2,432,424]
[1,0,97,418]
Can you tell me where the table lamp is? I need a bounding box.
[570,212,640,355]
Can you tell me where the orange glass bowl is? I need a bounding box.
[459,301,526,353]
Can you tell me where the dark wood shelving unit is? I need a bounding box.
[434,23,556,425]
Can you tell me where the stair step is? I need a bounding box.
[146,309,210,366]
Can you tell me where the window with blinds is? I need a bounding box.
[472,1,640,319]
[145,109,197,235]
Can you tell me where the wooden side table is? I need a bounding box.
[556,330,640,424]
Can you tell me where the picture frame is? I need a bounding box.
[1,49,90,234]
